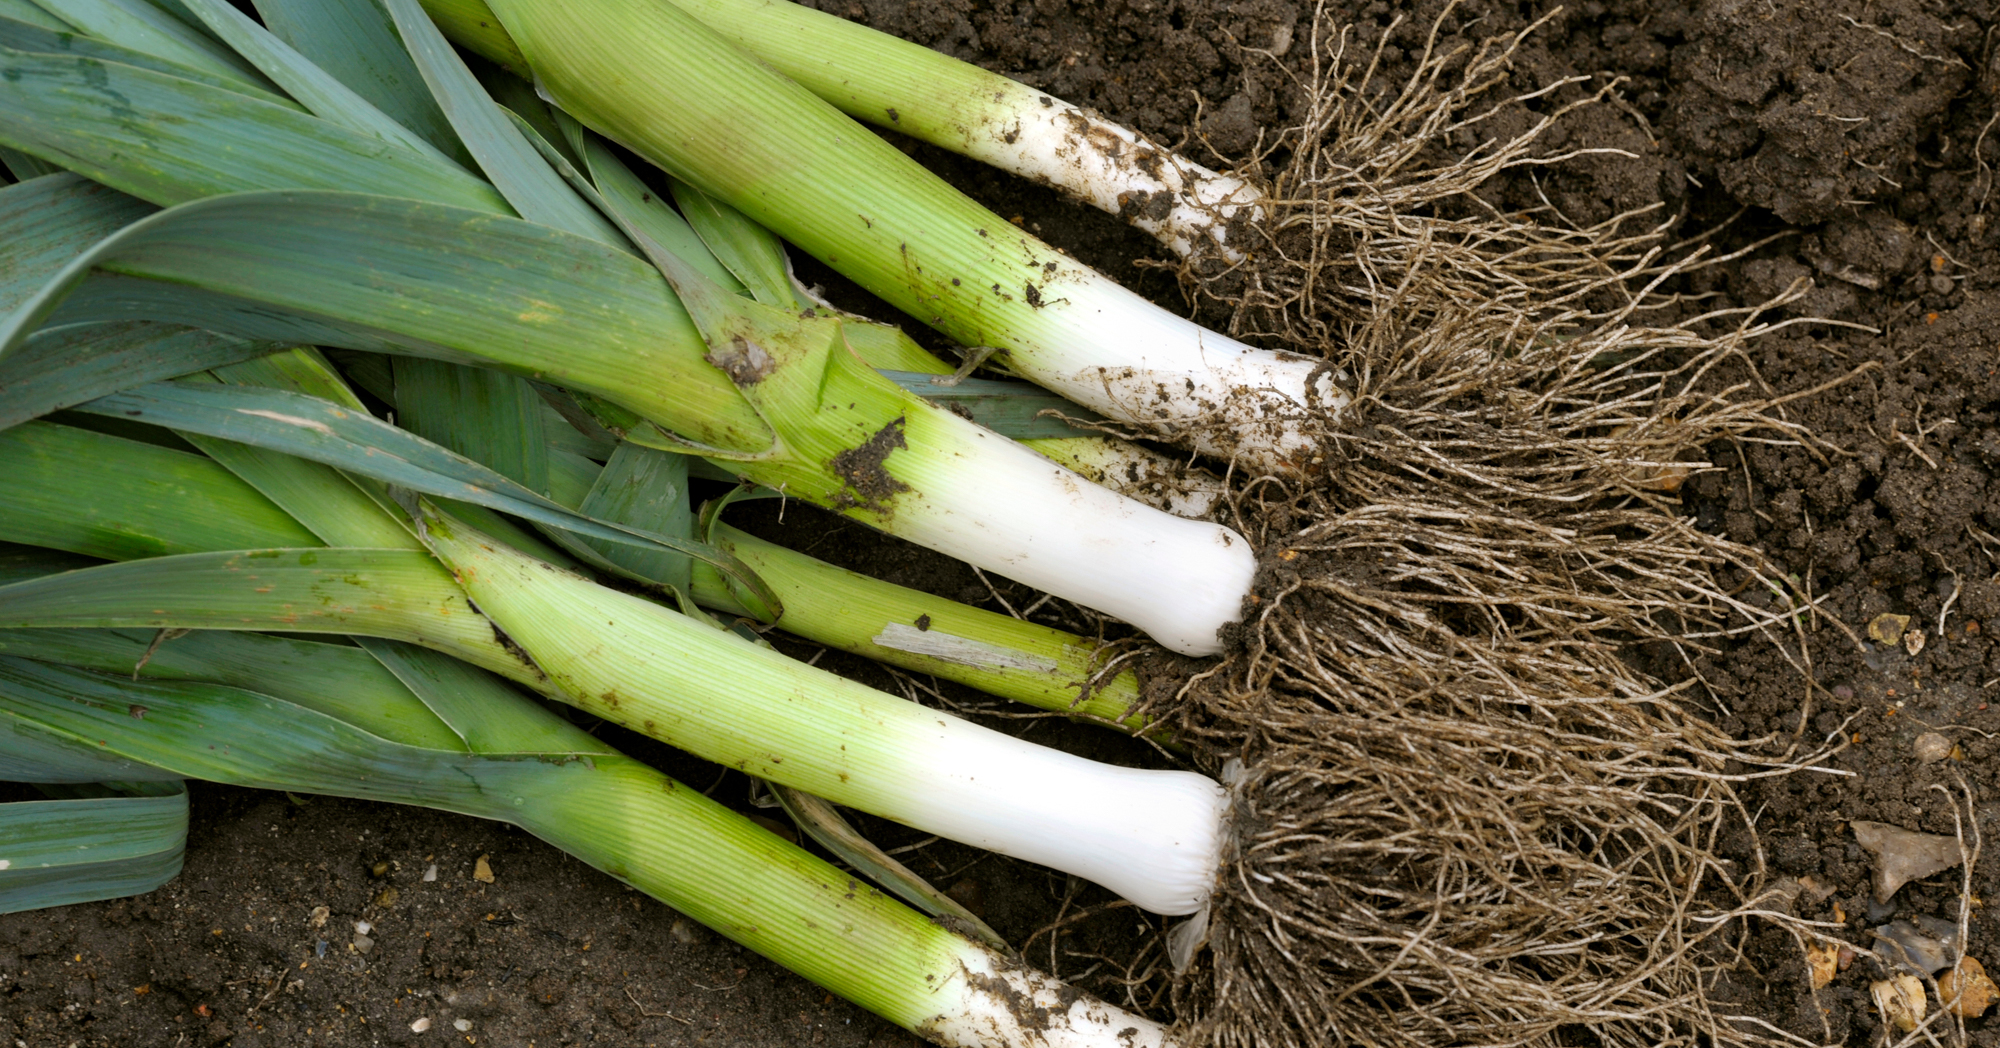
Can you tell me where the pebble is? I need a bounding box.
[410,1016,431,1033]
[1872,974,1927,1032]
[474,855,495,883]
[1940,956,1997,1018]
[455,1019,473,1032]
[308,905,329,929]
[423,863,438,882]
[1913,732,1954,763]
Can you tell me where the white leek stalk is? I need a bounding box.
[421,507,1230,916]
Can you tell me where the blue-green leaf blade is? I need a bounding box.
[377,0,622,244]
[173,0,463,164]
[0,627,468,750]
[0,48,507,211]
[0,786,186,914]
[0,172,157,316]
[0,14,295,105]
[0,323,272,431]
[27,0,267,86]
[249,0,468,166]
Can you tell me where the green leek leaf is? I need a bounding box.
[0,323,271,431]
[0,173,156,316]
[0,547,540,686]
[0,191,765,459]
[0,421,321,558]
[0,627,468,750]
[0,785,186,914]
[0,47,507,211]
[355,638,607,756]
[248,0,468,166]
[377,0,622,244]
[26,0,268,88]
[73,382,773,613]
[173,0,461,164]
[393,357,550,494]
[0,14,295,106]
[576,442,694,595]
[671,180,799,308]
[0,0,68,31]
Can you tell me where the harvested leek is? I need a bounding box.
[0,14,1257,654]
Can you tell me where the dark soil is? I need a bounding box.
[10,0,2000,1045]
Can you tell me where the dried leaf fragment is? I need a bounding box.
[1939,957,1996,1018]
[1872,974,1928,1032]
[1870,613,1912,645]
[1851,821,1966,902]
[1806,942,1841,988]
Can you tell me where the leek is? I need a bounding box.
[432,0,1262,257]
[433,0,1338,471]
[0,627,1171,1046]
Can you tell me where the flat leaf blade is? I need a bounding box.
[0,322,270,431]
[0,420,321,559]
[377,0,623,244]
[0,627,467,750]
[0,48,507,212]
[0,547,539,685]
[249,0,468,165]
[0,787,186,914]
[0,172,157,316]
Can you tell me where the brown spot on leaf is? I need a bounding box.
[705,337,775,386]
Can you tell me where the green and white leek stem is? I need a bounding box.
[426,0,1258,258]
[459,0,1338,472]
[670,0,1260,259]
[0,648,1171,1047]
[419,506,1228,916]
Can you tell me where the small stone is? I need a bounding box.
[1869,613,1912,646]
[454,1019,473,1032]
[473,855,494,883]
[370,861,390,878]
[1871,974,1928,1032]
[354,920,372,936]
[1913,733,1954,763]
[410,1016,431,1033]
[308,905,329,929]
[1939,956,1997,1018]
[422,863,438,883]
[1905,628,1926,656]
[352,933,374,955]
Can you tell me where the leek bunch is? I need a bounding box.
[0,1,1284,1041]
[0,0,1254,655]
